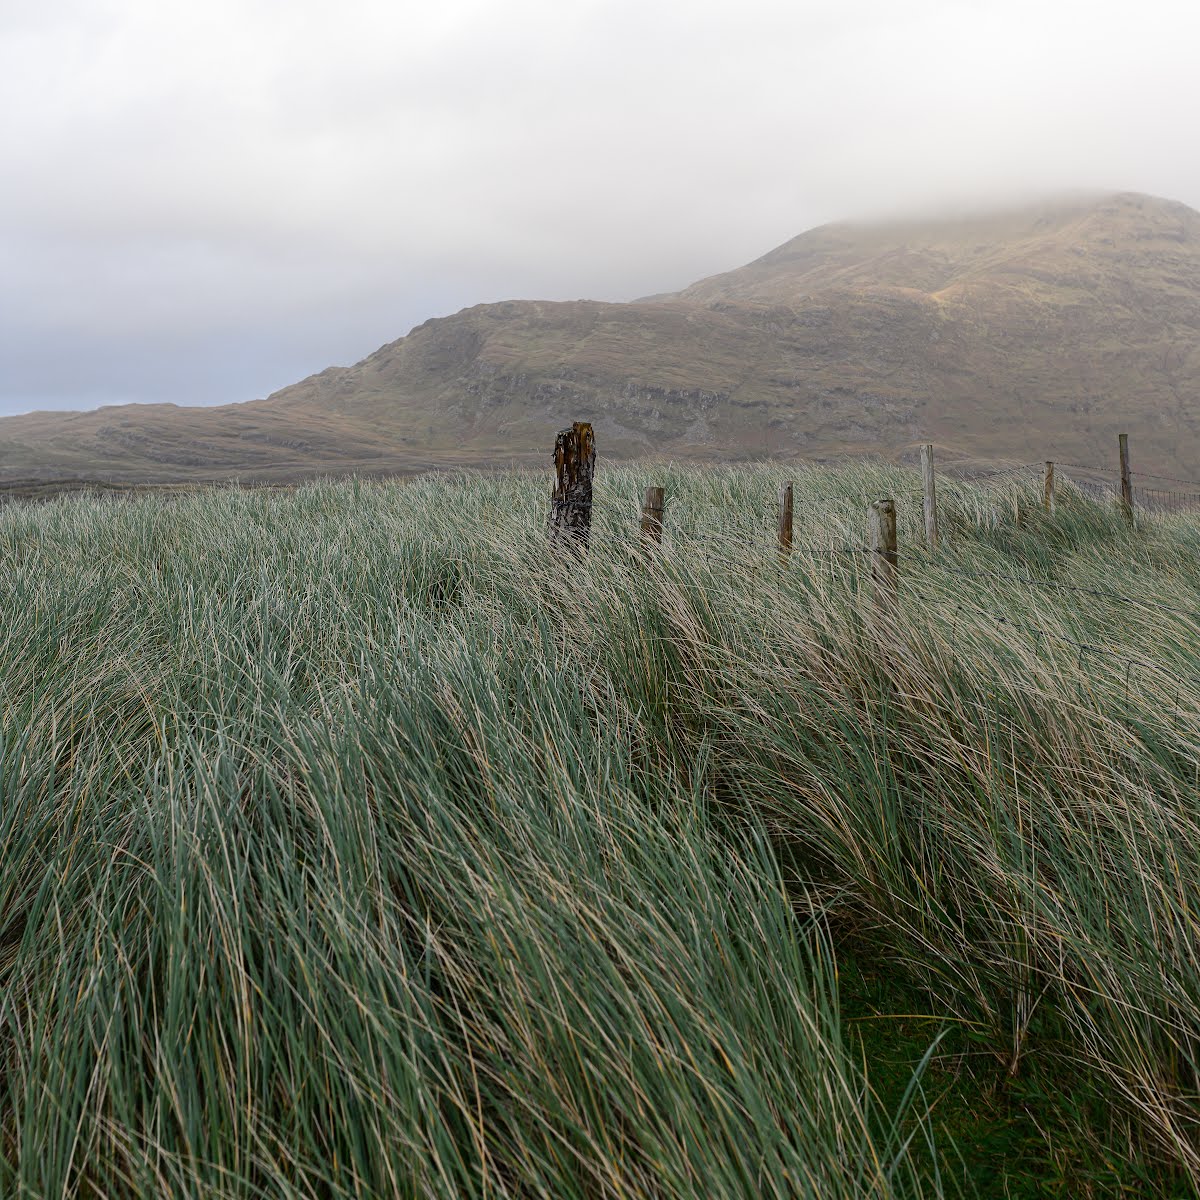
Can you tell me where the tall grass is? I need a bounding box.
[0,471,936,1199]
[5,461,1200,1195]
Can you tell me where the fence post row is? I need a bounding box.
[1119,433,1134,526]
[548,421,596,550]
[778,481,793,560]
[869,498,898,610]
[921,444,938,551]
[641,486,664,547]
[547,426,1161,557]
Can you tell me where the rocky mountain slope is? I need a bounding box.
[3,191,1199,481]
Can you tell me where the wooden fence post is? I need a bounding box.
[641,486,664,547]
[778,481,793,560]
[869,498,898,609]
[1119,433,1133,525]
[1043,461,1055,514]
[921,444,938,551]
[549,422,595,550]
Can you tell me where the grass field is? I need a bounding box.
[3,463,1200,1198]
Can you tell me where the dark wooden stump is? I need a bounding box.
[549,422,596,550]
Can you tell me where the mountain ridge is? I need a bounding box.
[3,190,1199,481]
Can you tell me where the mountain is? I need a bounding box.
[3,191,1200,482]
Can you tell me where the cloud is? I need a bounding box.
[2,0,1198,414]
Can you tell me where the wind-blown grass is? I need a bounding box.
[3,461,1200,1196]
[0,470,936,1200]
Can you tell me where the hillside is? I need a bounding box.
[3,191,1199,481]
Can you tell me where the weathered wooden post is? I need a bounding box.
[548,422,595,550]
[641,486,664,547]
[1119,433,1134,526]
[921,444,938,551]
[778,481,793,561]
[869,498,898,610]
[1043,461,1055,514]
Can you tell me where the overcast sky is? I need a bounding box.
[2,0,1198,416]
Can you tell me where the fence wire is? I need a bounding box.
[1134,487,1200,514]
[1133,470,1200,489]
[543,474,1200,709]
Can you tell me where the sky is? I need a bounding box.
[2,0,1198,417]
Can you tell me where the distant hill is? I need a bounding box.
[3,191,1199,482]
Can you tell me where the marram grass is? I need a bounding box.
[2,462,1200,1197]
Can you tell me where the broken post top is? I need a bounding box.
[552,422,595,500]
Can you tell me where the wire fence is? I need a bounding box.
[1031,459,1200,515]
[791,545,1197,712]
[546,456,1200,714]
[927,458,1200,516]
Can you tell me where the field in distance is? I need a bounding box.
[3,464,1200,1197]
